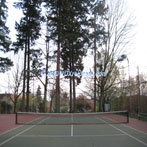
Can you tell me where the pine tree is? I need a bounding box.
[44,0,66,112]
[14,0,43,112]
[36,85,43,112]
[0,0,13,72]
[61,0,90,112]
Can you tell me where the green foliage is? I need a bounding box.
[110,96,129,111]
[0,0,13,72]
[130,113,147,122]
[14,0,44,112]
[31,49,43,78]
[41,0,107,112]
[35,85,43,112]
[14,0,43,51]
[0,57,13,72]
[60,0,90,83]
[49,88,56,112]
[0,0,10,51]
[36,85,42,103]
[89,0,107,48]
[16,98,23,112]
[45,0,91,81]
[60,107,68,113]
[21,92,44,112]
[0,101,12,113]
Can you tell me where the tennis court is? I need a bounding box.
[0,111,147,147]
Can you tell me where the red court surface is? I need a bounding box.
[127,117,147,133]
[0,114,18,135]
[0,114,147,134]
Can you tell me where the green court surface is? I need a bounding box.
[0,116,147,147]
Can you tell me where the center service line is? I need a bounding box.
[71,114,73,136]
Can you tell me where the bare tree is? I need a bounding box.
[7,56,23,113]
[105,0,134,57]
[83,0,134,112]
[97,0,134,111]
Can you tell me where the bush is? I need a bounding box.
[61,107,68,113]
[0,101,12,113]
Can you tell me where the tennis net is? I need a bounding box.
[16,110,129,125]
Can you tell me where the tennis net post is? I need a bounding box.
[16,112,18,124]
[127,110,129,123]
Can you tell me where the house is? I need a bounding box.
[0,93,22,113]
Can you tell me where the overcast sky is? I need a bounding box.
[1,0,147,93]
[127,0,147,75]
[6,0,147,73]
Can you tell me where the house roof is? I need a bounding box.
[0,94,11,99]
[0,93,22,101]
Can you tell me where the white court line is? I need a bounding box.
[20,133,125,138]
[0,114,49,137]
[71,114,73,136]
[122,124,147,135]
[0,114,47,137]
[75,134,125,137]
[0,125,35,146]
[0,125,23,137]
[0,117,49,146]
[101,114,147,135]
[97,117,147,146]
[71,125,73,137]
[109,124,147,146]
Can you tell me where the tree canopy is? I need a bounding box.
[0,0,13,72]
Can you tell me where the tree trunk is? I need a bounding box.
[99,95,102,112]
[94,41,97,112]
[50,96,53,113]
[69,76,72,113]
[22,42,27,112]
[102,97,105,112]
[73,74,76,112]
[55,3,61,113]
[14,92,19,113]
[44,41,49,113]
[71,44,76,112]
[56,35,60,113]
[14,96,18,113]
[26,37,30,112]
[44,84,47,112]
[14,103,16,113]
[99,87,104,112]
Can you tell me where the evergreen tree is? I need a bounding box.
[0,0,13,72]
[36,85,43,112]
[44,0,66,112]
[44,0,107,113]
[49,87,56,113]
[61,0,90,112]
[14,0,43,112]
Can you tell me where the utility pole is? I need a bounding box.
[117,54,131,113]
[127,58,131,113]
[136,66,141,116]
